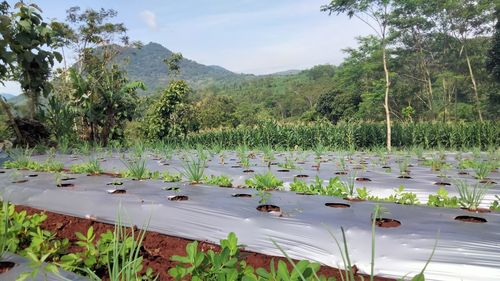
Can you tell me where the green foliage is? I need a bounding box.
[387,186,420,205]
[245,172,283,190]
[162,171,182,182]
[206,175,233,188]
[490,195,500,211]
[290,176,344,197]
[427,187,459,208]
[181,156,206,184]
[165,121,499,150]
[454,180,489,211]
[69,157,102,174]
[169,232,253,281]
[144,80,198,139]
[122,157,150,180]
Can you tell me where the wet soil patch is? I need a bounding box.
[14,205,393,281]
[0,261,16,273]
[356,177,371,182]
[454,215,487,223]
[168,195,188,201]
[232,193,252,198]
[57,183,75,188]
[375,218,401,228]
[325,203,350,208]
[256,204,281,212]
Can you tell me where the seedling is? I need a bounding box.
[455,180,489,211]
[257,190,272,204]
[245,172,283,190]
[180,157,206,184]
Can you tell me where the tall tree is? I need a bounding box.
[6,1,62,119]
[486,7,500,82]
[322,0,395,151]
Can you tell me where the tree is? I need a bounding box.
[144,80,198,139]
[316,89,361,123]
[322,0,395,151]
[196,95,238,129]
[5,1,62,119]
[486,7,500,82]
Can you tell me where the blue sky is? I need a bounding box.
[1,0,372,95]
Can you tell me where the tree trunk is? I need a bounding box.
[27,90,36,120]
[0,97,25,144]
[465,49,483,122]
[382,45,392,151]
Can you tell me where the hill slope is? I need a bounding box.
[115,42,251,92]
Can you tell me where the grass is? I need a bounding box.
[122,157,149,180]
[454,180,489,211]
[181,157,206,184]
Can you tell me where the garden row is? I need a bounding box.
[162,121,499,149]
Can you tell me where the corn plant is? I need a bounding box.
[455,180,489,211]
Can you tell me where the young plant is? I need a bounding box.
[257,190,272,204]
[278,156,296,170]
[6,146,33,168]
[473,161,492,180]
[245,172,283,190]
[340,173,357,199]
[427,187,459,208]
[181,157,206,184]
[206,175,233,188]
[397,157,410,176]
[122,157,149,180]
[162,171,182,182]
[455,180,489,211]
[387,186,420,205]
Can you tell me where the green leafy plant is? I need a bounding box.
[245,172,283,190]
[122,157,150,180]
[162,171,182,182]
[206,175,233,187]
[387,186,419,205]
[490,195,500,211]
[70,157,102,174]
[256,190,272,204]
[427,187,459,208]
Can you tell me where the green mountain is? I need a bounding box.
[0,93,15,100]
[115,42,253,93]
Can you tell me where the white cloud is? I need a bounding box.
[0,81,21,95]
[140,10,157,30]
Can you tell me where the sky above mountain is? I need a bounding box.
[1,0,373,95]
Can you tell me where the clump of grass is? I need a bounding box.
[245,172,283,190]
[473,161,492,180]
[6,146,33,167]
[181,157,206,184]
[455,180,489,211]
[340,173,357,199]
[70,156,102,174]
[122,157,149,180]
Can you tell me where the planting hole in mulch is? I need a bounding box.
[107,189,126,194]
[434,182,451,186]
[27,174,38,177]
[375,218,401,228]
[335,171,347,175]
[231,165,242,168]
[295,174,309,178]
[243,169,254,173]
[356,177,371,182]
[107,181,123,186]
[57,183,75,188]
[12,179,28,184]
[0,261,16,273]
[168,195,188,201]
[270,162,279,166]
[325,203,350,208]
[61,177,76,181]
[479,180,496,184]
[256,204,281,212]
[0,170,5,173]
[398,175,412,179]
[352,166,363,170]
[232,193,252,198]
[163,186,180,191]
[382,166,391,169]
[296,161,306,164]
[458,171,468,175]
[461,208,491,213]
[296,192,315,195]
[277,169,290,172]
[454,215,487,223]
